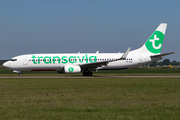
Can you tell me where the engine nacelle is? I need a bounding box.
[63,66,81,74]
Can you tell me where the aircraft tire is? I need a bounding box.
[83,71,87,76]
[88,72,92,76]
[19,73,23,77]
[83,71,92,76]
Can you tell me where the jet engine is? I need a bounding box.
[58,66,81,74]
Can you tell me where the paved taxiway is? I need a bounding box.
[1,75,180,78]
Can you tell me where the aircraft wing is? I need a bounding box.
[79,47,131,70]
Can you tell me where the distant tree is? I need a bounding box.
[172,60,177,63]
[157,61,163,66]
[171,60,180,65]
[0,60,7,65]
[149,62,157,67]
[163,59,171,65]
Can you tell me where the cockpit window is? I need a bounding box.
[11,59,17,61]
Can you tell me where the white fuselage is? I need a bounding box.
[3,51,161,72]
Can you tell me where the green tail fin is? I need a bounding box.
[145,23,167,54]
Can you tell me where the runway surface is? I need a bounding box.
[1,75,180,78]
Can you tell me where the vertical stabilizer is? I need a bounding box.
[134,23,167,55]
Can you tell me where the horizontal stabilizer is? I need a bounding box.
[151,52,175,58]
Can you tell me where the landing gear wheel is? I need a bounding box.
[83,71,87,76]
[88,72,92,76]
[83,71,93,76]
[19,73,23,77]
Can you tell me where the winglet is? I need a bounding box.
[118,47,131,60]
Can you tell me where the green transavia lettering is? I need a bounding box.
[31,54,97,64]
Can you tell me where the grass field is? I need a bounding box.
[0,77,180,120]
[1,66,180,119]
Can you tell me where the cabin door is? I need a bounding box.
[23,57,28,65]
[137,55,143,64]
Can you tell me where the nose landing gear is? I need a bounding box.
[13,70,22,77]
[19,73,23,77]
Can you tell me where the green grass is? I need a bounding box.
[0,77,180,120]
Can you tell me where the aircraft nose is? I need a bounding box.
[3,62,9,68]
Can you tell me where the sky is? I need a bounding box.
[0,0,179,61]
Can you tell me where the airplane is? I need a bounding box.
[3,23,174,76]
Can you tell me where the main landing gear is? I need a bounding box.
[83,71,93,76]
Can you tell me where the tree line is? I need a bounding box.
[150,59,180,67]
[0,60,7,65]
